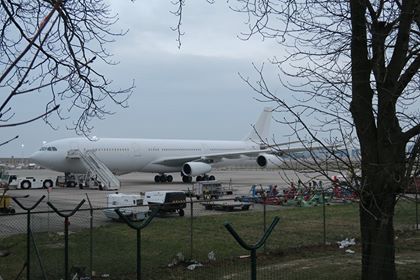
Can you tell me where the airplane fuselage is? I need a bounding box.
[31,138,260,175]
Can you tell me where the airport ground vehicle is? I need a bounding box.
[235,185,282,205]
[103,193,149,221]
[1,173,54,189]
[56,173,107,190]
[57,174,91,188]
[201,200,251,211]
[143,191,186,216]
[187,180,233,200]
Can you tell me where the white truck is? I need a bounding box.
[143,191,187,217]
[103,193,149,221]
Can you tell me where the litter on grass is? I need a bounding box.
[337,238,356,249]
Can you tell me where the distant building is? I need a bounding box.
[0,157,31,169]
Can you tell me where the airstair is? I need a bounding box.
[67,149,120,190]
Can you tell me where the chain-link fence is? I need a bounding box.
[1,194,419,279]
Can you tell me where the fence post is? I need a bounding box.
[322,187,326,244]
[115,207,160,280]
[12,195,45,280]
[189,189,194,260]
[85,194,94,277]
[263,197,267,253]
[416,191,419,231]
[47,200,86,280]
[224,217,280,280]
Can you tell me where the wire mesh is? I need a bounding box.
[0,194,419,279]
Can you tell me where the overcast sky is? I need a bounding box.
[1,1,289,157]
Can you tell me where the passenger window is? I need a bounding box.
[47,147,52,151]
[52,147,57,151]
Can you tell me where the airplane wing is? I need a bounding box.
[152,145,318,167]
[152,149,267,167]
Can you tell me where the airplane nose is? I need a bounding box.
[29,151,41,164]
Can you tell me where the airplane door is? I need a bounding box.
[132,142,143,158]
[131,141,147,170]
[201,143,209,154]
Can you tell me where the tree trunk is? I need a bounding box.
[360,190,396,280]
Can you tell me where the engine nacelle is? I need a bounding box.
[256,154,283,168]
[182,162,212,176]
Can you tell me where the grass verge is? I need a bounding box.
[0,199,419,279]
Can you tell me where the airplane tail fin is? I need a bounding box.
[243,107,273,143]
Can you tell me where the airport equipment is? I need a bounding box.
[188,180,233,200]
[235,185,282,205]
[201,200,252,211]
[66,149,120,190]
[103,193,149,221]
[55,173,100,189]
[55,174,87,188]
[143,191,186,216]
[0,191,15,214]
[1,174,54,189]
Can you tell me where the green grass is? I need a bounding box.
[1,199,419,279]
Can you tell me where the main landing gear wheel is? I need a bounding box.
[196,175,216,182]
[154,174,174,183]
[182,176,192,183]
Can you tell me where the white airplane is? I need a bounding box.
[30,108,303,183]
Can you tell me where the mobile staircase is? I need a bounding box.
[67,149,120,190]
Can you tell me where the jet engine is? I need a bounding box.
[182,162,212,176]
[256,154,283,168]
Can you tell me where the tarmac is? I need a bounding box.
[1,168,332,236]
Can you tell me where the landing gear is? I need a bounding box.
[154,174,174,183]
[178,209,185,217]
[182,175,193,183]
[196,175,216,182]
